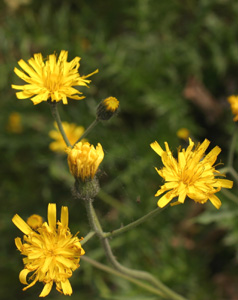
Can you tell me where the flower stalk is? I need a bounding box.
[74,119,99,145]
[227,123,238,167]
[49,102,71,147]
[103,206,165,238]
[81,255,165,297]
[83,197,187,300]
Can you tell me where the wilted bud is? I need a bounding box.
[27,214,43,230]
[66,142,104,182]
[96,96,119,121]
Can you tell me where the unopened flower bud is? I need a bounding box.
[96,96,119,121]
[66,142,104,182]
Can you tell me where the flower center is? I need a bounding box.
[180,166,199,186]
[45,73,62,92]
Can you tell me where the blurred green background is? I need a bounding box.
[1,0,238,299]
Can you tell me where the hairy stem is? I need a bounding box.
[74,119,99,146]
[49,102,71,147]
[221,189,238,205]
[103,206,165,238]
[229,167,238,185]
[81,255,165,297]
[84,198,187,300]
[80,231,95,246]
[227,123,238,167]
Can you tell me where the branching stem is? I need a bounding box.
[103,206,165,238]
[74,119,99,146]
[84,198,187,300]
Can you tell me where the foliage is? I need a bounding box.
[1,0,238,299]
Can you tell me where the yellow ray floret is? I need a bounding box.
[150,138,233,209]
[12,50,98,105]
[12,203,85,297]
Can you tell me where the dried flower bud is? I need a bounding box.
[96,96,119,121]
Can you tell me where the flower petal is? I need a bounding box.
[150,141,164,157]
[19,269,31,284]
[12,214,32,235]
[157,192,174,208]
[61,279,73,295]
[48,203,56,229]
[209,194,222,209]
[61,206,68,228]
[39,281,53,297]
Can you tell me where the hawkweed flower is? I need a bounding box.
[6,112,23,133]
[27,214,43,230]
[228,95,238,121]
[12,203,85,297]
[49,121,86,153]
[66,141,104,181]
[12,50,98,105]
[150,138,233,209]
[96,96,119,121]
[176,128,190,140]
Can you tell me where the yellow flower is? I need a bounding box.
[96,96,119,120]
[150,138,233,209]
[27,214,43,230]
[228,95,238,121]
[66,141,104,181]
[176,128,190,140]
[6,112,23,133]
[12,203,85,297]
[49,122,86,153]
[12,50,98,105]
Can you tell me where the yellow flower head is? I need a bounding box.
[6,112,23,133]
[150,138,233,209]
[49,122,86,153]
[12,203,85,297]
[66,141,104,181]
[12,50,98,105]
[27,214,43,230]
[228,95,238,121]
[176,128,190,140]
[96,96,119,120]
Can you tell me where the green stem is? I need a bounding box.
[103,206,165,238]
[81,255,165,297]
[84,198,187,300]
[218,167,230,174]
[84,198,103,233]
[229,167,238,185]
[227,123,238,167]
[219,166,238,184]
[81,231,95,246]
[221,189,238,205]
[49,102,71,147]
[74,119,99,146]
